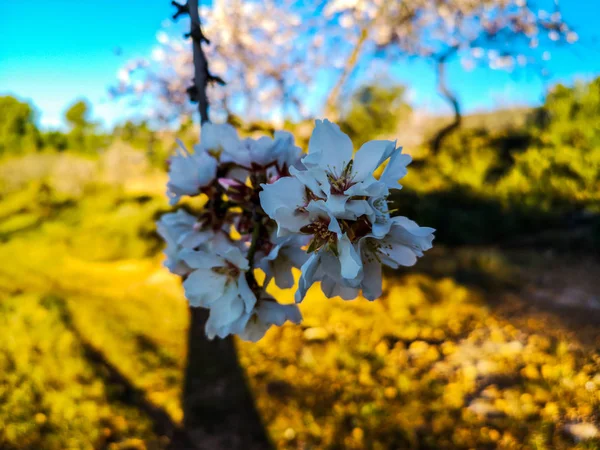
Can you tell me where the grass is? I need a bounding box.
[0,151,598,449]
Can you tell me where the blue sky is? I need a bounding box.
[2,0,600,129]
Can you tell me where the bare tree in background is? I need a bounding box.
[166,1,272,448]
[322,0,579,153]
[112,0,328,126]
[113,0,580,140]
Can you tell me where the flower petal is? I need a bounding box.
[304,119,353,174]
[183,269,227,307]
[180,249,225,269]
[380,147,412,189]
[361,259,382,301]
[295,252,321,303]
[320,275,359,300]
[352,140,396,181]
[260,177,310,235]
[256,300,302,326]
[379,243,418,268]
[236,275,257,312]
[338,234,362,281]
[199,122,240,155]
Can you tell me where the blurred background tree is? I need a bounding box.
[339,82,412,144]
[0,96,41,156]
[64,99,109,155]
[321,0,578,153]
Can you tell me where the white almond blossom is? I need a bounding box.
[158,118,434,341]
[199,123,302,182]
[257,234,310,289]
[261,119,428,304]
[167,142,218,205]
[197,122,241,158]
[156,209,214,276]
[181,239,256,339]
[311,216,435,302]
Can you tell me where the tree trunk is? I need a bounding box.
[168,2,273,448]
[430,57,462,155]
[169,308,272,449]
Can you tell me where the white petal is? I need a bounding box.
[199,122,240,155]
[273,130,302,168]
[388,217,435,255]
[380,148,411,189]
[179,229,213,249]
[206,284,245,330]
[295,252,321,303]
[379,243,417,268]
[180,249,225,269]
[160,209,196,238]
[249,136,276,166]
[236,275,256,312]
[321,276,359,300]
[272,258,295,289]
[304,119,353,174]
[361,259,382,301]
[338,234,362,280]
[325,194,349,216]
[183,269,227,307]
[195,151,219,187]
[283,244,310,268]
[352,140,396,181]
[260,177,309,235]
[167,147,217,204]
[238,317,270,342]
[221,246,250,270]
[345,199,374,218]
[345,177,388,198]
[256,301,302,326]
[371,219,392,238]
[289,166,326,198]
[391,216,436,237]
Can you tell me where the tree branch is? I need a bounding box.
[171,1,189,20]
[430,50,462,155]
[167,3,271,449]
[325,26,369,120]
[187,0,211,124]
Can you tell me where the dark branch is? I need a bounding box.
[430,49,462,155]
[171,1,189,20]
[208,73,226,86]
[179,0,225,123]
[185,27,210,44]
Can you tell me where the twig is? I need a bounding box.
[246,209,262,269]
[187,0,211,123]
[171,1,189,20]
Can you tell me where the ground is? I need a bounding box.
[0,152,598,449]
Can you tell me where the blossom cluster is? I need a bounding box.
[158,119,434,341]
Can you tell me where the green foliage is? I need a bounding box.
[63,99,110,154]
[113,120,164,164]
[65,100,92,130]
[395,77,600,247]
[339,83,412,145]
[0,96,41,155]
[42,130,69,152]
[498,79,600,210]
